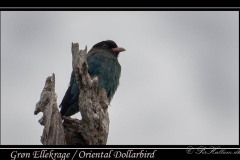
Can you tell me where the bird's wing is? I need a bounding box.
[59,71,79,115]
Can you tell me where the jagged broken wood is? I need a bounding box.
[34,43,110,145]
[34,73,66,145]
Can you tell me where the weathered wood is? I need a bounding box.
[34,73,66,145]
[35,43,110,145]
[70,43,110,145]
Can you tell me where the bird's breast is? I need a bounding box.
[87,52,121,99]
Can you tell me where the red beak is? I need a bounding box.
[111,47,126,53]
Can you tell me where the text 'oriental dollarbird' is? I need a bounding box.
[59,40,125,117]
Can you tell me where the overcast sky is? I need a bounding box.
[1,11,239,145]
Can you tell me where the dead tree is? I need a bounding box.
[34,43,110,145]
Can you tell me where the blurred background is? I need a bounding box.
[1,11,239,145]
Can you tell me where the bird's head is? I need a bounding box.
[92,40,126,58]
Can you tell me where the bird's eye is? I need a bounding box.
[102,44,108,48]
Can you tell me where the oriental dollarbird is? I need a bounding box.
[59,40,125,117]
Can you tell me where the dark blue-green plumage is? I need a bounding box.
[60,40,125,117]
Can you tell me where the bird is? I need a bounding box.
[59,40,125,117]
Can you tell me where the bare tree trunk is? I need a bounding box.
[34,73,66,145]
[34,43,110,145]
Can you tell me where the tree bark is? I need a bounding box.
[34,73,66,145]
[34,43,110,145]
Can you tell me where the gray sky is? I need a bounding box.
[1,11,239,145]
